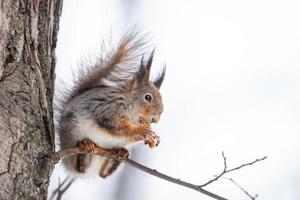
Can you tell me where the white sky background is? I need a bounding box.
[49,0,300,199]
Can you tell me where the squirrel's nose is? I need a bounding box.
[151,115,160,123]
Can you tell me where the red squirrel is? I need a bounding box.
[56,32,166,178]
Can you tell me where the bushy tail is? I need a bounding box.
[68,31,148,100]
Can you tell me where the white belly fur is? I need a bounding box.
[77,116,131,149]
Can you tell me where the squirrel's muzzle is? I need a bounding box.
[151,115,160,123]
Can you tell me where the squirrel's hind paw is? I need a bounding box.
[111,147,129,160]
[78,139,97,152]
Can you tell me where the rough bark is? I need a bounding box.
[0,0,62,199]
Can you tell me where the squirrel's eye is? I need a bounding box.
[144,94,152,103]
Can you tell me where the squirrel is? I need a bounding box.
[56,32,166,178]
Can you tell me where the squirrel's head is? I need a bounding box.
[126,51,166,124]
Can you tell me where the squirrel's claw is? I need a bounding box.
[143,130,160,149]
[78,139,97,153]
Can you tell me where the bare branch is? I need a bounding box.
[53,147,266,200]
[53,147,227,200]
[199,152,267,187]
[53,146,124,163]
[223,177,258,200]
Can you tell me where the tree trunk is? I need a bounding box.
[0,0,62,199]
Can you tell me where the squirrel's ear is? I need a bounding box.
[153,64,166,89]
[136,50,155,82]
[127,76,139,93]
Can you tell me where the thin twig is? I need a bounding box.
[50,176,75,200]
[199,152,267,187]
[223,177,258,200]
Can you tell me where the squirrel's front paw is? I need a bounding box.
[142,129,160,149]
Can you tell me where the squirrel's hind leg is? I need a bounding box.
[70,139,97,173]
[99,147,129,178]
[99,158,121,178]
[71,154,93,173]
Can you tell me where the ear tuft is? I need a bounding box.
[153,64,166,89]
[146,49,155,72]
[135,50,155,82]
